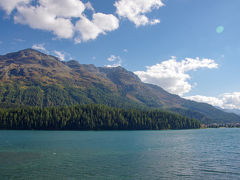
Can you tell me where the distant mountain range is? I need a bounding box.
[0,49,239,124]
[222,108,240,116]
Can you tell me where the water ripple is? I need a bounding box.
[0,129,240,179]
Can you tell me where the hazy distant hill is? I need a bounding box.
[222,109,240,116]
[0,49,239,124]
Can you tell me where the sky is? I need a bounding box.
[0,0,240,110]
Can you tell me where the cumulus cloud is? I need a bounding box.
[221,92,240,109]
[0,0,30,15]
[32,43,48,53]
[14,4,75,39]
[0,0,119,42]
[85,2,94,12]
[185,92,240,110]
[93,13,119,32]
[105,54,122,67]
[1,0,163,42]
[75,13,119,43]
[38,0,85,18]
[114,0,164,26]
[54,50,65,61]
[185,95,223,108]
[135,57,218,96]
[74,16,102,43]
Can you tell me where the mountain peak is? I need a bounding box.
[4,48,45,57]
[18,48,41,53]
[0,48,62,66]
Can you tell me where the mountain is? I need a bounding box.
[222,109,240,116]
[0,48,239,124]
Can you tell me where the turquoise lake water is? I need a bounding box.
[0,129,240,179]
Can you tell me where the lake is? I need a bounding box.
[0,129,240,179]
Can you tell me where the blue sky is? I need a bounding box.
[0,0,240,109]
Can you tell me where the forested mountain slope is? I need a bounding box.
[0,49,239,124]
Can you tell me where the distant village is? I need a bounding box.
[202,123,240,128]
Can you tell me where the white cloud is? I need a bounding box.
[105,54,122,67]
[0,0,30,15]
[32,43,48,53]
[75,16,102,43]
[1,0,163,43]
[123,49,128,53]
[54,50,65,61]
[85,2,94,12]
[221,92,240,109]
[1,0,119,42]
[114,0,164,26]
[105,63,122,68]
[14,5,75,39]
[93,13,119,32]
[75,13,119,43]
[150,19,160,25]
[107,55,117,62]
[185,92,240,110]
[135,57,218,96]
[39,0,85,18]
[185,95,223,108]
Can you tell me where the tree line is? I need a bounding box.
[0,104,200,130]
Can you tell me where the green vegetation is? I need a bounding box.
[0,83,144,109]
[0,104,200,130]
[0,49,239,124]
